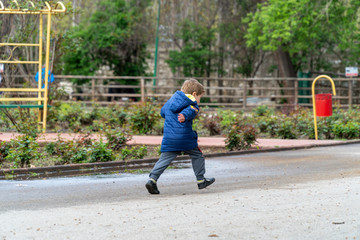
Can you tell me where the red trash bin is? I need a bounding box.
[315,93,332,117]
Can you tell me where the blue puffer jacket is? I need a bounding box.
[160,91,200,152]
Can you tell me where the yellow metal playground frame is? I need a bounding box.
[312,75,337,140]
[0,0,66,132]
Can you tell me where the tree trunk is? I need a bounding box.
[217,0,231,103]
[274,48,296,106]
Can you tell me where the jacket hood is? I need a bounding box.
[169,91,196,112]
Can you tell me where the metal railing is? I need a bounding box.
[2,75,360,110]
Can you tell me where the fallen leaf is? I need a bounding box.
[208,234,219,237]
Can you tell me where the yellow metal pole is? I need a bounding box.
[0,60,40,64]
[0,88,45,92]
[42,9,52,132]
[38,12,43,130]
[0,98,45,101]
[312,75,337,140]
[0,43,40,46]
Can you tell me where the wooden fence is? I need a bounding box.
[3,75,360,110]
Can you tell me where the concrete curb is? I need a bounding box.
[1,139,360,180]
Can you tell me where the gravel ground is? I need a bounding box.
[1,176,359,240]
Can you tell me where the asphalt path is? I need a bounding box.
[1,144,360,239]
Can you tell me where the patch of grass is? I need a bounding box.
[123,169,150,174]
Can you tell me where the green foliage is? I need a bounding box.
[202,114,221,136]
[244,0,360,71]
[4,102,360,170]
[55,103,84,132]
[49,103,106,132]
[217,109,243,132]
[0,108,40,138]
[292,109,314,139]
[45,135,115,164]
[128,102,161,134]
[5,135,41,168]
[104,105,128,128]
[258,116,279,137]
[69,148,88,163]
[89,141,114,162]
[275,117,297,139]
[103,127,132,151]
[332,120,360,139]
[225,124,257,151]
[50,138,89,164]
[0,141,10,164]
[252,105,274,117]
[45,142,57,155]
[192,112,207,135]
[61,0,150,82]
[120,145,148,161]
[255,112,298,139]
[166,19,217,77]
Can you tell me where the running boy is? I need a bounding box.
[146,78,215,194]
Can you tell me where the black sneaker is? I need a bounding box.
[197,177,215,189]
[146,179,160,194]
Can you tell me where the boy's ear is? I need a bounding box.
[192,92,197,97]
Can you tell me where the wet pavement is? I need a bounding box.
[1,143,360,239]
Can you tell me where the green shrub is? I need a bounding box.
[217,109,243,132]
[0,107,40,137]
[120,145,148,160]
[252,105,274,117]
[260,116,279,137]
[0,141,10,163]
[45,142,57,155]
[333,120,360,139]
[49,135,93,164]
[5,135,41,168]
[128,102,161,134]
[0,110,12,130]
[292,109,313,138]
[275,117,297,139]
[107,105,128,127]
[90,141,114,162]
[103,127,132,151]
[225,124,257,151]
[55,103,84,132]
[316,118,334,139]
[192,113,208,135]
[69,147,88,163]
[202,114,221,136]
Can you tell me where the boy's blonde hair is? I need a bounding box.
[181,78,205,95]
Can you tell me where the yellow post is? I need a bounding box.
[312,75,336,140]
[38,13,43,131]
[43,5,52,132]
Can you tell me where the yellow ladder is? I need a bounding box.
[0,1,66,132]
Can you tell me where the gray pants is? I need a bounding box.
[149,148,205,181]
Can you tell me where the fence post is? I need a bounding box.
[348,79,352,109]
[294,78,298,108]
[91,79,95,102]
[243,79,247,110]
[141,78,145,102]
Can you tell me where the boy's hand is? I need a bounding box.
[178,113,185,123]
